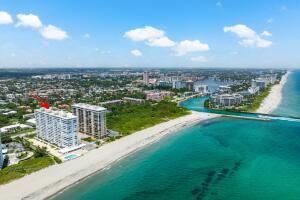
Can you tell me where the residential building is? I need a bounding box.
[146,91,171,101]
[211,93,243,108]
[72,103,107,139]
[218,85,231,93]
[194,85,209,94]
[186,80,194,91]
[99,99,123,106]
[172,80,186,89]
[123,97,145,104]
[251,79,267,90]
[35,108,78,148]
[143,71,149,85]
[248,86,260,95]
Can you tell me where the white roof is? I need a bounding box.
[72,103,106,112]
[35,108,77,119]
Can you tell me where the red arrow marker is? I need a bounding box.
[31,95,50,109]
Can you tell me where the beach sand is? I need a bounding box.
[256,72,290,114]
[0,111,219,200]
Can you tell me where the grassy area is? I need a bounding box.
[0,156,55,185]
[82,137,97,142]
[241,85,272,112]
[107,101,190,135]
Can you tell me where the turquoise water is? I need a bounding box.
[54,70,300,200]
[274,70,300,116]
[64,154,78,160]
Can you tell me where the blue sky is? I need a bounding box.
[0,0,299,68]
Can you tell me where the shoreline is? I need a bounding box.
[256,71,290,114]
[0,111,220,200]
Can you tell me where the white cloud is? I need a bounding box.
[224,24,272,48]
[261,30,272,37]
[16,13,42,28]
[40,25,68,40]
[124,26,164,41]
[147,36,175,47]
[124,26,210,55]
[190,56,208,62]
[0,11,13,24]
[216,1,222,7]
[124,26,175,47]
[173,40,209,56]
[131,49,142,57]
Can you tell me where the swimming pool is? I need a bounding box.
[64,154,78,160]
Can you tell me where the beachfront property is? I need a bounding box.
[194,85,209,94]
[35,108,79,148]
[251,74,277,91]
[210,93,243,108]
[72,103,107,139]
[146,91,172,101]
[248,86,260,95]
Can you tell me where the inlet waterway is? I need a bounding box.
[54,70,300,200]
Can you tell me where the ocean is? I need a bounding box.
[54,70,300,200]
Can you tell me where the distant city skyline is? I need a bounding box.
[0,0,300,68]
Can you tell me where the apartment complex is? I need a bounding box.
[211,93,243,108]
[35,108,78,148]
[143,71,149,85]
[72,103,107,139]
[194,85,209,94]
[146,91,172,101]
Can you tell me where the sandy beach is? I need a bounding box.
[0,111,219,200]
[256,72,290,114]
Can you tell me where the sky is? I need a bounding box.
[0,0,299,68]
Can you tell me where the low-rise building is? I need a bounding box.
[0,124,32,133]
[210,93,243,108]
[99,100,123,106]
[123,97,145,104]
[146,91,172,101]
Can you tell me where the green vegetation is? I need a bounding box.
[17,152,28,159]
[82,137,97,142]
[53,156,62,164]
[0,156,55,185]
[107,101,190,135]
[241,86,272,112]
[34,146,48,158]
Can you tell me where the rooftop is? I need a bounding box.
[35,108,77,119]
[72,103,107,111]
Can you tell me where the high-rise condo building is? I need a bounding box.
[72,103,107,139]
[143,71,149,85]
[35,108,78,148]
